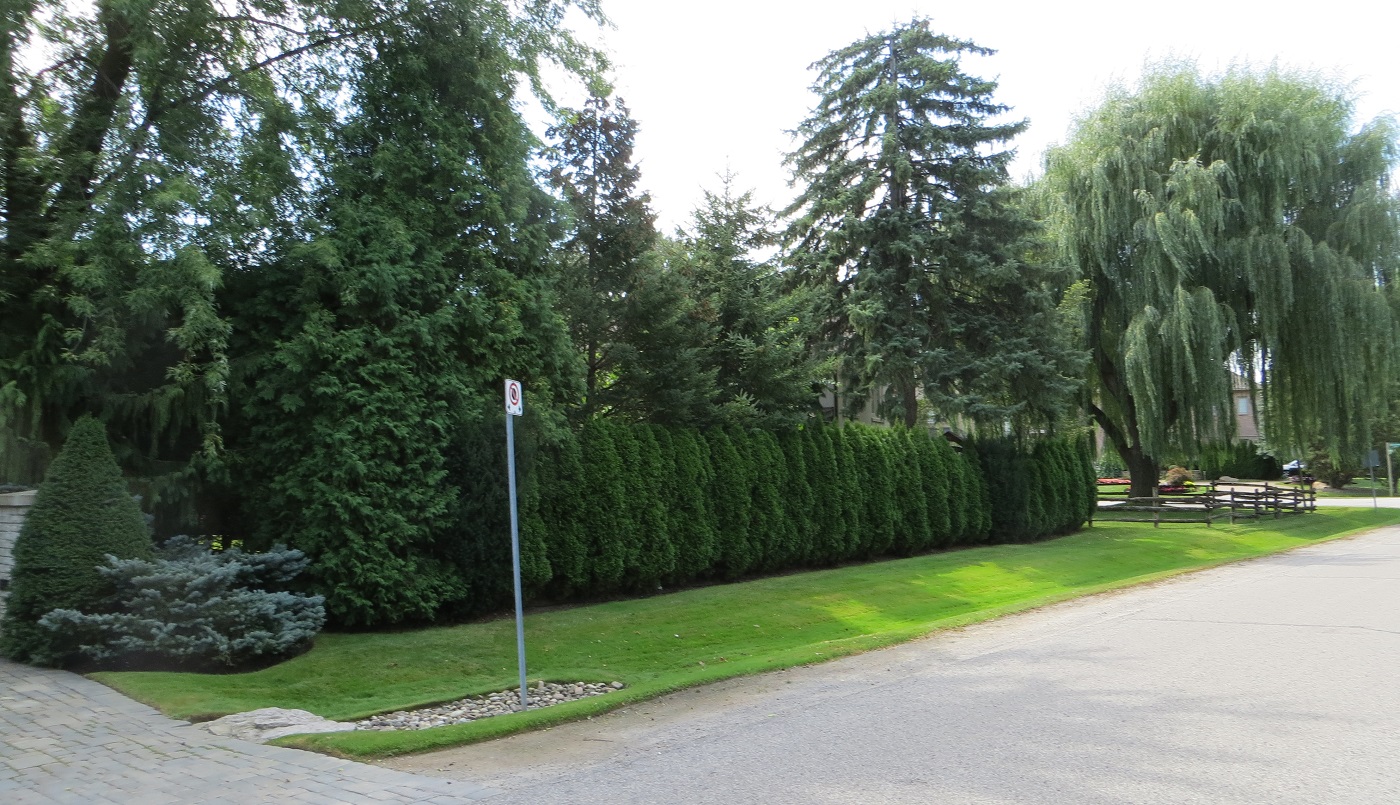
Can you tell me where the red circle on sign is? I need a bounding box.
[509,384,520,405]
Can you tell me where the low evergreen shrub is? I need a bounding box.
[39,537,325,670]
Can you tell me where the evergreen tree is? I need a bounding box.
[785,18,1080,429]
[1046,65,1400,496]
[778,430,817,564]
[627,425,676,588]
[548,95,716,424]
[894,430,931,553]
[706,428,755,578]
[0,0,602,506]
[676,173,821,425]
[1,417,151,664]
[578,419,628,592]
[830,427,865,557]
[665,428,719,582]
[532,435,590,597]
[225,6,578,626]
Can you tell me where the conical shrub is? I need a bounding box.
[0,417,152,665]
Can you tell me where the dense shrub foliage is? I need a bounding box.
[970,437,1095,542]
[437,424,1092,623]
[1199,442,1283,481]
[276,422,1093,627]
[39,538,325,670]
[0,418,153,665]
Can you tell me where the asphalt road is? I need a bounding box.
[389,524,1400,804]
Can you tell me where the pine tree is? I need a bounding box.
[1,417,152,664]
[785,18,1080,429]
[1046,65,1400,496]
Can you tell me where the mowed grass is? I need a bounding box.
[93,508,1400,758]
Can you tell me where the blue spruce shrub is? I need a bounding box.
[39,537,325,670]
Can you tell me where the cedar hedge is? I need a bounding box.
[279,422,1095,626]
[423,424,1096,623]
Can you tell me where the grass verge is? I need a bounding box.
[92,509,1400,758]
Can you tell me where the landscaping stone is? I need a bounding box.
[199,707,357,743]
[356,681,623,731]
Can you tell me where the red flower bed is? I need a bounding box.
[1096,478,1131,485]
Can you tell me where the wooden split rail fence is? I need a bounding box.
[1095,482,1316,527]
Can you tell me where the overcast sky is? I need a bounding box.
[561,1,1400,232]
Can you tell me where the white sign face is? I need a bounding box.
[505,379,523,416]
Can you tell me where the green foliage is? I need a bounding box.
[0,417,152,665]
[1046,64,1400,495]
[528,432,589,598]
[222,5,584,627]
[1306,443,1358,489]
[784,17,1081,429]
[548,96,717,424]
[38,537,324,670]
[806,427,845,563]
[971,436,1094,541]
[662,428,718,582]
[625,425,676,589]
[577,420,629,592]
[672,173,821,426]
[1199,442,1283,481]
[778,430,816,563]
[0,0,603,501]
[708,429,757,578]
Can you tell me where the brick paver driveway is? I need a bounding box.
[0,660,497,804]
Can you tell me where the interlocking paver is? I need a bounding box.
[0,658,499,803]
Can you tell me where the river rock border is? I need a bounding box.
[355,680,624,731]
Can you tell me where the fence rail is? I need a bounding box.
[1095,482,1316,527]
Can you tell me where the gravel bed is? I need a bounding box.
[355,681,624,731]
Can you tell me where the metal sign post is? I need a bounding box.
[504,379,528,710]
[1366,448,1381,510]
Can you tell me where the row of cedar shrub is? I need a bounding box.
[446,422,1096,611]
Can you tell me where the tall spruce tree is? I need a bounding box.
[548,95,716,424]
[675,173,820,425]
[785,18,1079,429]
[1045,65,1400,496]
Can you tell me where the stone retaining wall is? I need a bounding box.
[0,490,37,625]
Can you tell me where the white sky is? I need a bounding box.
[566,0,1400,232]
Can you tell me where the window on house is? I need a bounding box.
[1237,397,1251,416]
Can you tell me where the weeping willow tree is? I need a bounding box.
[1046,65,1400,496]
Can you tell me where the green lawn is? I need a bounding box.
[92,508,1400,759]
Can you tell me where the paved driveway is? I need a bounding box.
[388,525,1400,804]
[0,660,497,804]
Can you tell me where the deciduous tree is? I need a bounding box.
[1045,65,1400,496]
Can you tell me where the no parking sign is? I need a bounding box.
[504,378,527,706]
[505,379,523,416]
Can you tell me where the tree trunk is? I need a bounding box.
[1122,443,1159,499]
[1089,400,1159,498]
[900,377,919,429]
